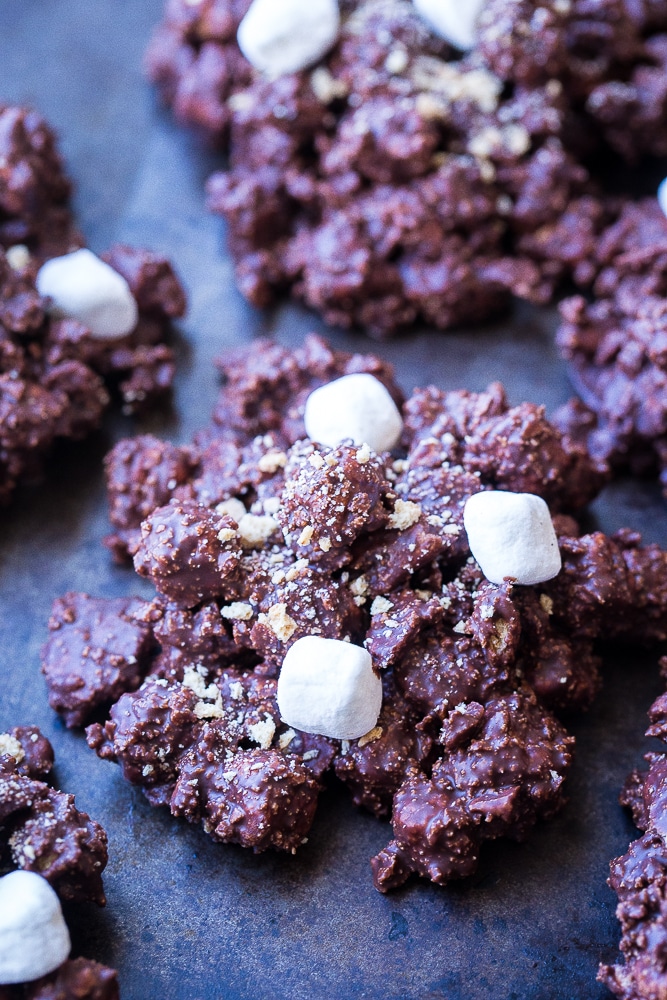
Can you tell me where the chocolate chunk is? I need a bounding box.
[0,726,54,780]
[171,724,320,852]
[0,105,79,258]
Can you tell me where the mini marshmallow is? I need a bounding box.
[304,373,403,453]
[238,0,340,77]
[463,490,562,586]
[413,0,486,50]
[36,248,138,340]
[277,636,382,740]
[658,177,667,219]
[0,871,71,984]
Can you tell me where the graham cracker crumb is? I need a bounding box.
[310,66,348,103]
[229,681,245,701]
[297,525,314,546]
[258,451,287,474]
[278,728,297,750]
[358,725,383,748]
[220,602,254,622]
[540,594,554,615]
[370,596,393,616]
[248,715,277,750]
[217,527,237,543]
[0,734,25,764]
[259,603,298,642]
[6,245,30,271]
[237,513,279,548]
[388,499,422,531]
[216,498,246,521]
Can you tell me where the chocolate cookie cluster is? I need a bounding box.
[0,730,118,998]
[145,0,667,494]
[555,198,667,496]
[599,658,667,999]
[41,337,667,891]
[0,725,107,905]
[0,105,80,261]
[145,0,666,330]
[0,107,188,504]
[0,241,185,504]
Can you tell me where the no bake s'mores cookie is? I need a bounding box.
[0,107,186,504]
[555,197,667,496]
[146,0,667,335]
[0,731,118,997]
[42,338,667,891]
[599,663,667,1000]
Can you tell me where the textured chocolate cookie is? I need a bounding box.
[0,104,187,503]
[42,338,667,891]
[599,658,667,999]
[0,726,108,906]
[146,0,667,338]
[555,198,667,496]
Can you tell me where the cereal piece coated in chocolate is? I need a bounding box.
[44,338,667,891]
[372,689,573,890]
[42,593,158,727]
[133,501,243,606]
[24,958,119,1000]
[0,730,108,906]
[171,722,320,852]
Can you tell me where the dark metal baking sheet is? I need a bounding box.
[1,3,667,997]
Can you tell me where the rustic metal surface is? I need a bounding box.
[1,3,667,998]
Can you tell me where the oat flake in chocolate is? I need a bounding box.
[42,337,667,891]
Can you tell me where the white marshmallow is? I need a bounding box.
[238,0,340,77]
[304,373,403,453]
[658,177,667,219]
[0,871,71,984]
[413,0,486,50]
[277,636,383,740]
[36,248,138,340]
[463,490,562,586]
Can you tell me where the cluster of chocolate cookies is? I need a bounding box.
[0,726,117,999]
[598,658,667,998]
[0,104,186,504]
[145,0,667,494]
[40,337,667,894]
